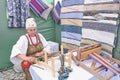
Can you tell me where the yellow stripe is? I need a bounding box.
[61,19,82,26]
[53,8,60,18]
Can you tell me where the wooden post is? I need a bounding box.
[51,58,55,77]
[44,51,48,64]
[67,52,72,68]
[61,45,63,54]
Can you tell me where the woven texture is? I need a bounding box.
[30,0,48,16]
[61,0,84,50]
[81,1,119,54]
[51,1,61,23]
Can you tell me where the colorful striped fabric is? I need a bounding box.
[61,12,83,19]
[61,19,83,27]
[51,1,61,23]
[61,2,120,13]
[61,25,82,34]
[81,1,119,54]
[62,31,82,41]
[29,0,48,17]
[61,0,84,50]
[88,52,120,75]
[40,1,53,20]
[61,25,82,46]
[84,0,119,4]
[80,39,113,53]
[62,0,84,7]
[81,13,118,54]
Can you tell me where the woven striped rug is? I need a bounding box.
[61,0,119,54]
[81,1,119,54]
[61,0,84,51]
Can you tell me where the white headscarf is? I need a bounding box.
[26,18,37,29]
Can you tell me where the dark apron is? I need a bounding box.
[22,34,44,80]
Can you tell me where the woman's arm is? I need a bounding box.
[16,54,36,63]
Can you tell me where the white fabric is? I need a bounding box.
[10,33,50,72]
[30,60,120,80]
[26,18,37,29]
[29,61,94,80]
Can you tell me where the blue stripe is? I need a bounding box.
[61,25,82,34]
[62,0,84,7]
[62,31,82,40]
[61,12,83,19]
[83,21,117,34]
[30,3,41,16]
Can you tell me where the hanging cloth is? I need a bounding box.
[7,0,30,28]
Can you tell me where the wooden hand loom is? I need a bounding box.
[34,51,57,77]
[71,43,102,61]
[71,43,120,80]
[34,46,72,77]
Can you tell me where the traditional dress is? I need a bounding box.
[10,33,50,72]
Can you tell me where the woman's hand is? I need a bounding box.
[24,56,36,63]
[16,54,36,63]
[35,51,44,57]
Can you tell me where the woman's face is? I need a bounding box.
[27,27,37,37]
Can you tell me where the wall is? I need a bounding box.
[113,14,120,59]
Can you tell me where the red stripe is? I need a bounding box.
[31,0,44,13]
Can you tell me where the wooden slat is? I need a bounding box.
[90,60,96,70]
[80,47,102,60]
[94,66,105,72]
[79,61,105,80]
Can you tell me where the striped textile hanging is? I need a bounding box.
[29,0,48,17]
[61,0,84,51]
[51,1,61,23]
[81,0,119,54]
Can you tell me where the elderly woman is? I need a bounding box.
[10,18,50,80]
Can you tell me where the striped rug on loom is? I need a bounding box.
[81,0,120,54]
[61,0,84,51]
